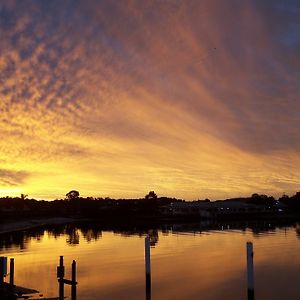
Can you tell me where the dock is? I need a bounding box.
[0,256,77,300]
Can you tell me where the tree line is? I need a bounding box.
[1,191,300,220]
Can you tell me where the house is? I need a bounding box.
[161,201,212,218]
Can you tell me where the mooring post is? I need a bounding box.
[57,256,65,300]
[247,242,254,300]
[9,258,14,287]
[0,257,4,286]
[71,260,77,300]
[145,236,151,299]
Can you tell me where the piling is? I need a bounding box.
[247,242,254,300]
[71,260,77,300]
[9,258,14,287]
[57,256,65,300]
[0,257,4,285]
[145,236,151,299]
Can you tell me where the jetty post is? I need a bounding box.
[247,242,254,300]
[0,256,7,286]
[145,236,151,299]
[57,256,65,300]
[0,257,4,285]
[71,260,77,300]
[9,258,14,287]
[57,256,77,300]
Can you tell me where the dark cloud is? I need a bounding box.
[0,169,29,186]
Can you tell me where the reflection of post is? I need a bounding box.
[247,242,254,300]
[145,236,151,300]
[71,260,77,300]
[57,256,65,300]
[9,258,14,287]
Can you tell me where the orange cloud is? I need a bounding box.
[0,0,299,199]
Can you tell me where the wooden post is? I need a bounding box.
[145,236,151,299]
[247,242,254,300]
[9,258,14,287]
[71,260,77,300]
[0,257,4,286]
[57,256,65,300]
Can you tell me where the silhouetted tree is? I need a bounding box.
[292,192,300,200]
[66,190,80,201]
[280,192,300,211]
[145,191,157,200]
[20,193,28,200]
[250,193,275,207]
[278,194,290,202]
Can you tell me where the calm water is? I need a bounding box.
[1,222,300,300]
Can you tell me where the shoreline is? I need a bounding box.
[0,213,299,236]
[0,217,77,235]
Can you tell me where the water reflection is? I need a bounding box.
[0,220,300,250]
[66,227,80,246]
[295,223,300,239]
[0,221,300,300]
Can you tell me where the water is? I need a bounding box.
[1,222,300,299]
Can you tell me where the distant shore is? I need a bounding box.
[1,191,300,235]
[1,213,300,237]
[0,217,76,235]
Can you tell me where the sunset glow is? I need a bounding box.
[0,0,299,199]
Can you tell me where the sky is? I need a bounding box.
[0,0,299,200]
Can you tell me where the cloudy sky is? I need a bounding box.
[0,0,299,200]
